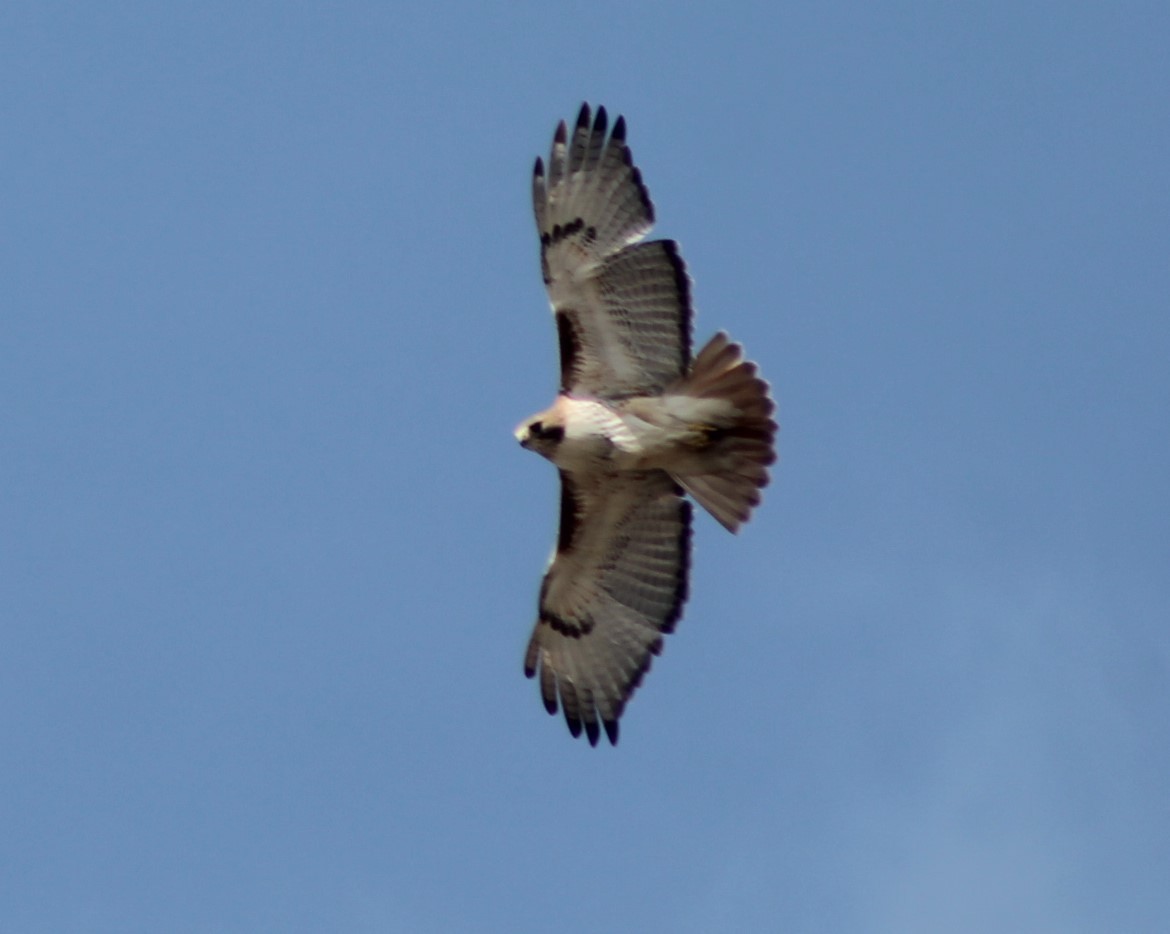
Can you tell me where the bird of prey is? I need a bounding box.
[516,104,776,745]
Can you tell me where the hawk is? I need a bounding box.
[516,104,776,745]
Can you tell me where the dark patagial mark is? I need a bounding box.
[555,310,581,391]
[555,471,581,554]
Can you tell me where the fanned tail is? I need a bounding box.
[672,332,777,533]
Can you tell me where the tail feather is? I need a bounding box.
[673,332,777,533]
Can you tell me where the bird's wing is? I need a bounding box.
[533,103,693,399]
[524,468,692,745]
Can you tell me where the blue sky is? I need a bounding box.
[3,2,1168,931]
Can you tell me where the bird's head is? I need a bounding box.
[515,410,566,460]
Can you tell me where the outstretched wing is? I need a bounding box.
[524,468,692,745]
[533,104,693,399]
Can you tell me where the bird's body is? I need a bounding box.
[520,360,769,481]
[517,105,777,745]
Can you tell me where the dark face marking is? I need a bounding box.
[528,421,564,443]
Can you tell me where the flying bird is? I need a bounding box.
[517,104,777,745]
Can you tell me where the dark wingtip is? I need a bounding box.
[584,718,600,747]
[594,105,608,135]
[534,156,544,178]
[604,718,619,745]
[613,114,627,142]
[565,709,583,739]
[554,120,567,145]
[575,102,590,129]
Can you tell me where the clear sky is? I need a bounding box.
[3,2,1168,932]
